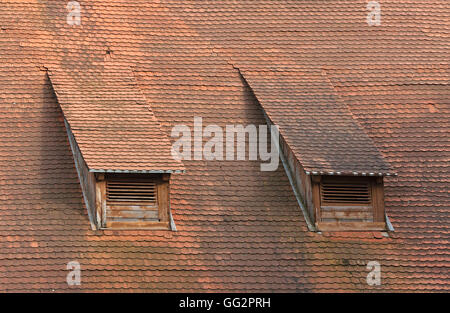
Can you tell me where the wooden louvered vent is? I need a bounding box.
[98,174,171,229]
[319,179,373,223]
[106,180,157,206]
[311,176,387,230]
[321,181,371,205]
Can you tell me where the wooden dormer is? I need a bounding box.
[311,175,386,231]
[96,173,171,230]
[50,64,184,231]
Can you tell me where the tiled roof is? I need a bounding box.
[239,69,393,175]
[327,66,449,233]
[0,1,448,292]
[48,64,184,172]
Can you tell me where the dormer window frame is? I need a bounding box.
[311,175,387,231]
[95,173,172,230]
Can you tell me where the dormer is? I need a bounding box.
[238,68,396,232]
[95,173,171,229]
[311,175,387,231]
[48,63,184,230]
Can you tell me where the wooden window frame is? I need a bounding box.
[312,175,386,231]
[95,173,171,230]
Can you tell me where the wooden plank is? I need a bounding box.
[108,195,156,199]
[322,183,369,186]
[321,205,371,211]
[158,181,169,223]
[106,200,157,206]
[106,205,157,211]
[108,210,159,220]
[100,180,107,228]
[108,186,155,193]
[105,221,170,230]
[107,182,156,185]
[374,177,386,222]
[95,181,103,228]
[96,180,107,228]
[107,197,156,202]
[312,178,321,223]
[321,210,373,220]
[322,189,369,193]
[322,197,370,205]
[316,222,386,231]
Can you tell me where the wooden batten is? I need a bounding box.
[311,175,321,223]
[320,210,373,220]
[373,177,386,223]
[316,222,386,232]
[105,221,170,230]
[157,180,169,223]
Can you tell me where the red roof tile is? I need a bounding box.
[48,64,184,172]
[0,0,448,292]
[239,69,393,175]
